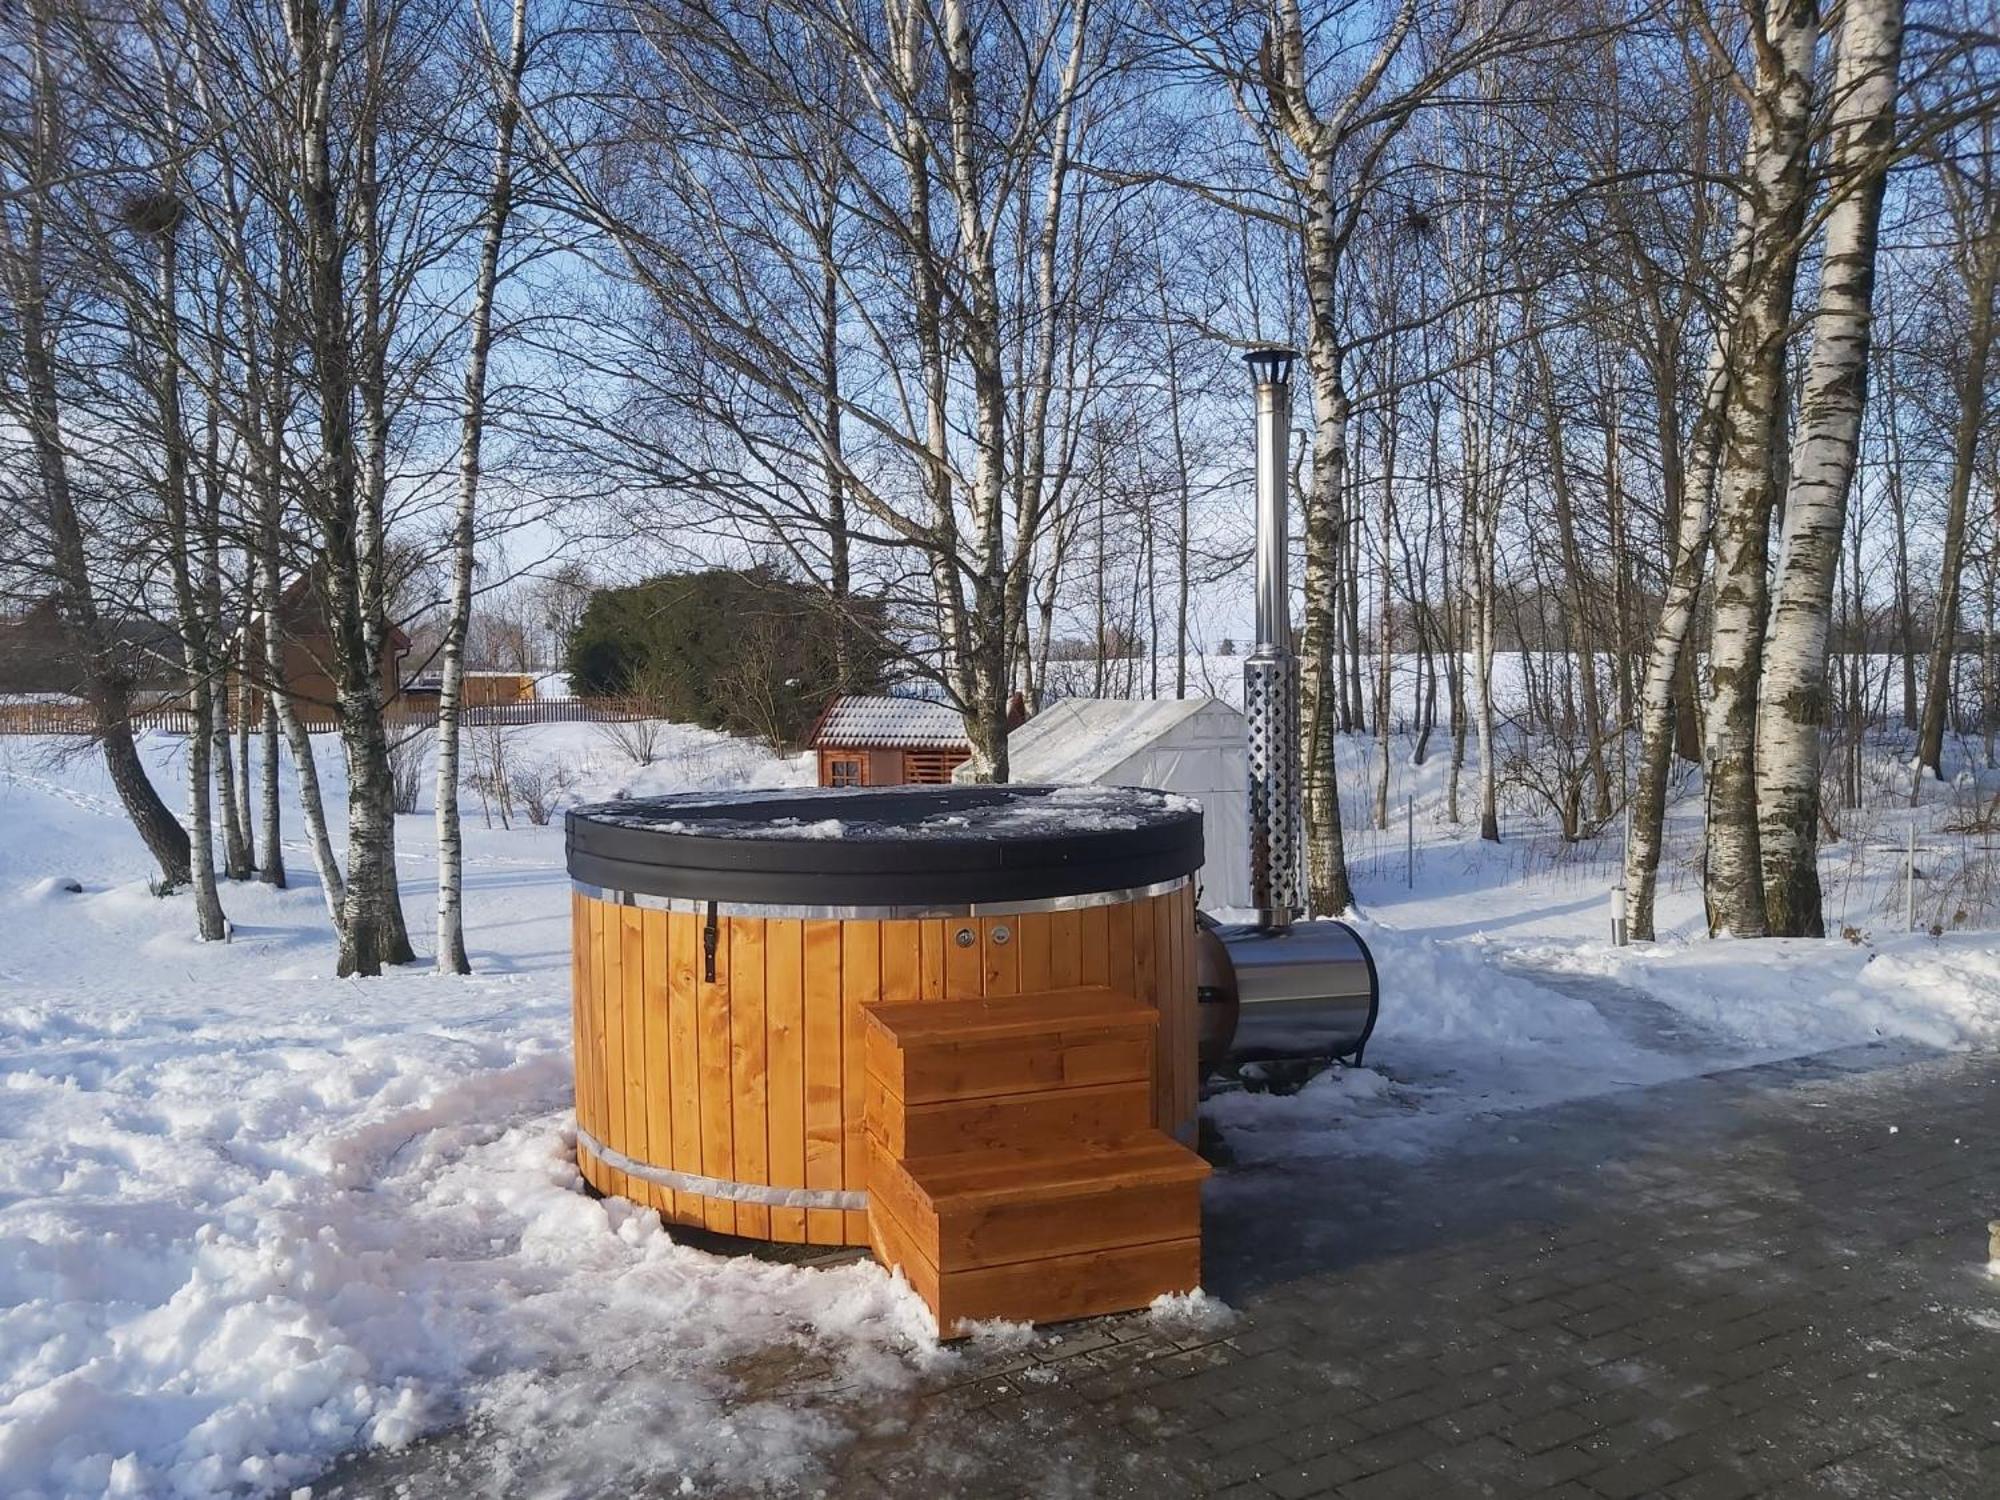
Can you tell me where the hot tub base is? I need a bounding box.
[571,885,1199,1248]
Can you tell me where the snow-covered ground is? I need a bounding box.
[2,709,1997,1498]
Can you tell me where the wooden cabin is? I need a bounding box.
[233,575,411,723]
[397,671,538,713]
[811,695,972,787]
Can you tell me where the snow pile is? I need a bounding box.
[1523,933,2000,1054]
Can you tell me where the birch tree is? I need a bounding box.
[1914,124,2000,782]
[1755,0,1905,937]
[436,0,531,975]
[0,0,193,889]
[533,0,1114,778]
[1701,0,1819,938]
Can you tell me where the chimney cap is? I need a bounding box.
[1243,346,1299,387]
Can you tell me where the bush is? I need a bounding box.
[389,727,433,815]
[566,567,888,746]
[511,757,576,825]
[597,713,667,766]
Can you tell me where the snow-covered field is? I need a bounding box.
[3,711,1997,1498]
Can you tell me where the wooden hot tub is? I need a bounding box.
[565,784,1205,1247]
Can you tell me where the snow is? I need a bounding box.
[0,725,962,1500]
[1517,933,2000,1054]
[3,691,1999,1496]
[575,782,1199,842]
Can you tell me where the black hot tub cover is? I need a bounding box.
[565,784,1205,907]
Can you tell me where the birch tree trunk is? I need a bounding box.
[1624,174,1765,940]
[1302,307,1357,911]
[140,210,229,941]
[259,693,287,888]
[5,0,191,887]
[199,411,253,883]
[1754,0,1905,938]
[436,0,529,976]
[1914,216,1999,781]
[1701,0,1819,938]
[1537,342,1612,821]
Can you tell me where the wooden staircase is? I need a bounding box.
[862,986,1209,1335]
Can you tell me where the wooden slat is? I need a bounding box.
[1015,912,1053,995]
[569,896,591,1149]
[865,987,1151,1043]
[876,1028,1153,1105]
[667,911,703,1215]
[1078,904,1110,988]
[696,912,736,1235]
[803,919,845,1243]
[930,1174,1202,1272]
[641,908,683,1223]
[1159,891,1182,1141]
[880,919,923,1005]
[943,918,983,999]
[1049,907,1082,989]
[764,918,808,1243]
[596,897,630,1201]
[919,919,946,1000]
[1132,892,1161,1132]
[932,1236,1202,1335]
[872,1079,1153,1160]
[1173,888,1199,1133]
[866,1184,942,1328]
[730,919,770,1239]
[621,907,651,1211]
[898,1132,1208,1201]
[841,921,881,1244]
[1105,900,1137,1012]
[981,916,1020,997]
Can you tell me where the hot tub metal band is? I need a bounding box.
[574,1124,870,1212]
[570,875,1189,922]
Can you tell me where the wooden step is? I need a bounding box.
[868,1131,1208,1273]
[869,1180,1203,1336]
[866,986,1158,1046]
[860,985,1207,1337]
[867,1075,1153,1159]
[864,987,1157,1104]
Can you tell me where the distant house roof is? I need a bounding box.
[813,694,968,750]
[0,598,183,696]
[267,573,413,655]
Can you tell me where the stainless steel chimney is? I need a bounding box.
[1205,346,1380,1073]
[1242,348,1304,932]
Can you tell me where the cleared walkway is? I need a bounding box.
[321,1028,1999,1498]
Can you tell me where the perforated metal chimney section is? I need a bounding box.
[1242,348,1305,931]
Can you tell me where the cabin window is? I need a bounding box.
[828,756,864,788]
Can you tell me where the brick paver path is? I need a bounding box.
[811,1042,1999,1499]
[320,1033,1998,1498]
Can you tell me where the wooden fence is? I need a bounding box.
[0,696,653,738]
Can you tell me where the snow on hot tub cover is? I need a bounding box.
[566,784,1205,907]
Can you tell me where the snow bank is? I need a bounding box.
[1205,921,1692,1161]
[1521,933,2000,1054]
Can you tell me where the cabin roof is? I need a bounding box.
[811,694,968,750]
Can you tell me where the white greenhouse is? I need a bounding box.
[961,696,1252,912]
